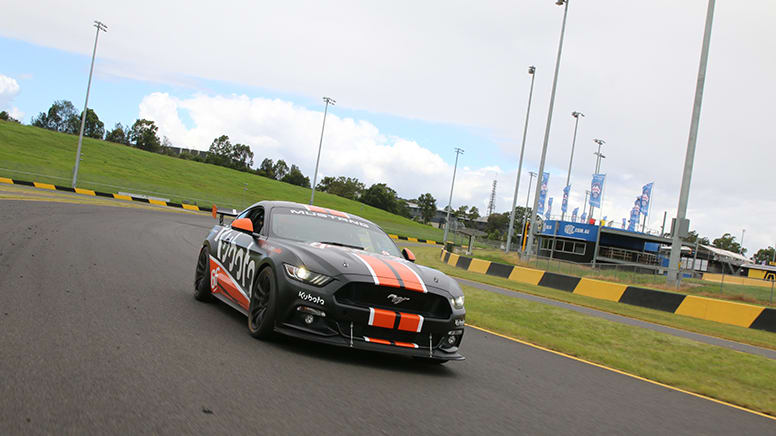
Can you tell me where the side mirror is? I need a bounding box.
[402,248,416,262]
[231,218,254,234]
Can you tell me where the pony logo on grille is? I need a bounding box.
[387,294,410,305]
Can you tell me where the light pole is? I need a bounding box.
[309,96,335,205]
[443,148,464,244]
[71,20,108,188]
[526,0,571,257]
[589,138,606,219]
[668,0,716,285]
[582,189,589,221]
[740,229,746,255]
[519,171,537,253]
[505,66,537,252]
[561,110,584,221]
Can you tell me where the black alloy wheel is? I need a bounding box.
[194,246,213,302]
[248,267,277,339]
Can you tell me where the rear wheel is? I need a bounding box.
[194,246,213,302]
[248,267,277,339]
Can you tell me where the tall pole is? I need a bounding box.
[582,190,589,222]
[72,20,107,188]
[309,96,335,205]
[526,0,570,257]
[443,148,464,244]
[519,171,537,254]
[668,0,716,285]
[740,229,746,256]
[505,66,537,252]
[561,111,584,221]
[589,138,605,219]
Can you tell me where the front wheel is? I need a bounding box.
[194,246,213,302]
[248,267,277,339]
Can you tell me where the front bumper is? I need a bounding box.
[274,275,465,361]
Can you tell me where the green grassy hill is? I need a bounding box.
[0,121,445,240]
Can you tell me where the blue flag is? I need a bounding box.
[545,197,553,219]
[580,211,587,223]
[537,172,550,215]
[628,203,640,231]
[589,174,605,208]
[571,207,578,223]
[640,182,654,216]
[621,218,626,229]
[561,185,570,214]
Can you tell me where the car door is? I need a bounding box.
[212,206,268,311]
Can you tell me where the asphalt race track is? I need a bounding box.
[1,197,774,434]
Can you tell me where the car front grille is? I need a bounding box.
[334,282,452,319]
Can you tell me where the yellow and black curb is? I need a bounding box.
[441,250,776,334]
[388,234,441,245]
[1,176,217,213]
[1,177,443,245]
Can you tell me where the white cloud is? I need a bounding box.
[139,92,503,209]
[0,74,23,119]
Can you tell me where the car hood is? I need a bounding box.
[273,239,460,297]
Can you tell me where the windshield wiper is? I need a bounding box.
[319,241,363,250]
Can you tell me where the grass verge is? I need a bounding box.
[462,284,776,416]
[406,245,776,350]
[0,121,445,241]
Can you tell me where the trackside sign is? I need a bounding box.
[541,220,599,242]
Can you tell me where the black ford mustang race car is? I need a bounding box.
[194,201,465,363]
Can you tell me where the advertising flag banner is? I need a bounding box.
[571,207,579,222]
[622,218,626,229]
[537,172,550,215]
[561,185,570,213]
[589,174,605,208]
[545,197,553,219]
[580,212,587,223]
[628,206,640,231]
[640,182,654,216]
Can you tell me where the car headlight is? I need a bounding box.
[284,264,331,286]
[450,295,464,310]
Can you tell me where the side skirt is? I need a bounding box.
[213,292,249,316]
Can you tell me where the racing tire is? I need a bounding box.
[248,266,278,339]
[194,246,214,302]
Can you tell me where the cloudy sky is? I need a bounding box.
[1,1,775,255]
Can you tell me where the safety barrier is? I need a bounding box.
[2,177,446,245]
[1,177,217,213]
[441,250,776,333]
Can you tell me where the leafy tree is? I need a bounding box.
[231,143,254,170]
[454,205,469,219]
[486,212,510,236]
[316,176,365,200]
[281,165,310,187]
[395,199,412,218]
[257,158,276,179]
[129,119,161,152]
[361,183,400,214]
[32,100,78,132]
[416,193,437,224]
[105,123,130,144]
[0,111,19,123]
[72,109,105,139]
[273,160,289,180]
[467,206,480,220]
[712,233,745,255]
[206,135,234,166]
[684,230,710,246]
[753,247,775,264]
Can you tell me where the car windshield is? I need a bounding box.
[270,206,401,257]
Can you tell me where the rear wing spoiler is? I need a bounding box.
[211,205,238,225]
